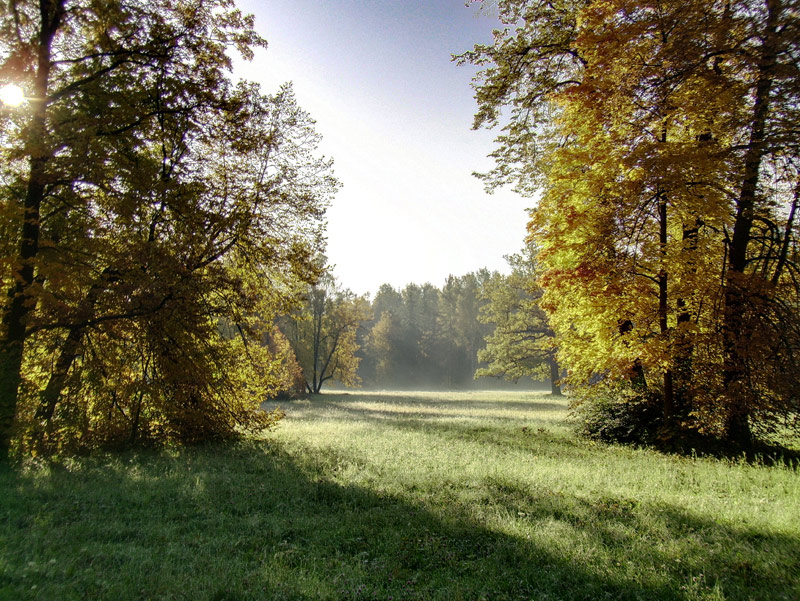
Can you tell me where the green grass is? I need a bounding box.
[1,390,798,600]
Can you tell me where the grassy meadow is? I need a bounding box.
[1,390,798,600]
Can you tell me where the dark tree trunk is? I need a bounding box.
[0,0,65,460]
[35,325,83,425]
[548,355,562,396]
[674,219,701,417]
[129,391,144,444]
[721,0,781,447]
[34,271,117,426]
[618,319,647,390]
[657,191,674,421]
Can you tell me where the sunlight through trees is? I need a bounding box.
[0,0,336,457]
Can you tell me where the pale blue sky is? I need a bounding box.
[234,0,530,297]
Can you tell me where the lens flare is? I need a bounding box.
[0,84,25,107]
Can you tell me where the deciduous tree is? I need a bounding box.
[0,0,334,456]
[461,0,800,448]
[282,276,371,394]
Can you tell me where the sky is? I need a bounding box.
[233,0,531,298]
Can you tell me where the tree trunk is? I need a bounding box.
[34,269,116,426]
[548,355,562,396]
[0,0,65,460]
[770,184,798,286]
[657,191,674,421]
[35,325,84,425]
[674,219,701,417]
[721,0,781,447]
[618,319,647,390]
[129,390,144,444]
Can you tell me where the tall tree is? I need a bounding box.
[0,1,334,456]
[461,0,800,447]
[477,246,561,395]
[360,277,492,389]
[437,274,487,387]
[367,310,404,387]
[282,276,371,394]
[399,283,425,382]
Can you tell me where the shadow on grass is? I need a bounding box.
[318,391,568,413]
[293,392,800,469]
[1,441,797,601]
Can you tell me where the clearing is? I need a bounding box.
[1,390,798,600]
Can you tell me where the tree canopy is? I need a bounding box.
[0,0,336,457]
[351,273,554,391]
[476,244,561,395]
[280,276,371,394]
[460,0,800,448]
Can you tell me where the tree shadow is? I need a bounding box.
[269,391,566,426]
[292,392,799,469]
[2,441,797,600]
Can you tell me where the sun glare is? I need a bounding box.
[0,84,25,107]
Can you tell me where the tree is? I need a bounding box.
[0,1,334,456]
[476,245,561,395]
[461,0,800,448]
[357,283,403,384]
[360,277,497,389]
[282,276,371,394]
[416,283,442,384]
[454,273,484,378]
[263,325,306,400]
[367,310,404,387]
[398,283,425,382]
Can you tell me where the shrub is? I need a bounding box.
[572,387,664,445]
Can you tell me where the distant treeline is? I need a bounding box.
[358,275,492,389]
[353,254,558,391]
[278,246,558,396]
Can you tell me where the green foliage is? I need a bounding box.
[265,325,306,400]
[281,275,371,394]
[2,391,798,600]
[572,387,664,446]
[360,274,498,389]
[439,274,485,385]
[476,244,561,392]
[1,0,335,456]
[368,310,404,385]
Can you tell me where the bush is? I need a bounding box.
[572,388,664,445]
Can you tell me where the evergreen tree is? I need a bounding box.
[477,246,561,395]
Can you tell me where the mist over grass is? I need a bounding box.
[2,391,798,600]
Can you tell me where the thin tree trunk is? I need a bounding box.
[657,191,674,420]
[619,319,647,390]
[129,389,144,444]
[35,326,83,424]
[674,219,701,416]
[548,355,562,396]
[34,271,116,427]
[770,184,798,286]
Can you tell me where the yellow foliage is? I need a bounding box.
[466,0,800,444]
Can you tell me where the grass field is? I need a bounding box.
[1,390,798,600]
